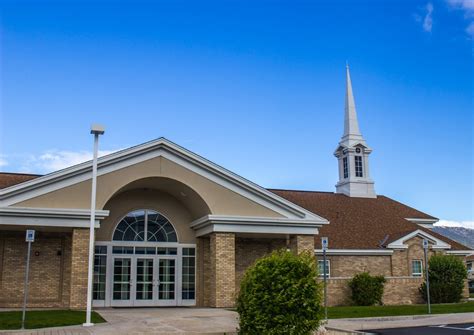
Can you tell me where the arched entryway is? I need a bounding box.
[93,177,211,308]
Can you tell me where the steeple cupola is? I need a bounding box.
[334,65,376,198]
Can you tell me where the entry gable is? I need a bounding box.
[0,138,327,224]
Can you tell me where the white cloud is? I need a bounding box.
[435,219,474,229]
[0,156,8,168]
[446,0,474,15]
[466,21,474,36]
[446,0,474,38]
[11,149,121,174]
[423,3,434,32]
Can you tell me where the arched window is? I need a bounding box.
[113,209,177,242]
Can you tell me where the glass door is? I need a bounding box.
[134,257,155,306]
[157,258,177,306]
[111,257,132,306]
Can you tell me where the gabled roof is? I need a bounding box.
[0,138,327,224]
[269,189,470,251]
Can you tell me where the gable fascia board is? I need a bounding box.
[0,138,327,221]
[446,250,474,256]
[387,229,451,250]
[190,214,323,237]
[0,207,110,228]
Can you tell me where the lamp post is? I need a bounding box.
[423,238,431,314]
[84,124,105,327]
[322,237,328,321]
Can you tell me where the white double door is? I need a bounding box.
[111,255,177,306]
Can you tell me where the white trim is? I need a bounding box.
[314,249,394,255]
[446,250,474,256]
[0,207,109,228]
[405,218,438,229]
[190,215,322,237]
[405,218,438,224]
[386,229,451,250]
[0,138,327,222]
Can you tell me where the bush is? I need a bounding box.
[236,250,323,335]
[419,254,468,303]
[348,272,386,306]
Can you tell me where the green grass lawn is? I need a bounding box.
[327,301,474,319]
[0,310,105,330]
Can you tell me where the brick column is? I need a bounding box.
[289,235,315,255]
[209,232,235,307]
[69,228,90,309]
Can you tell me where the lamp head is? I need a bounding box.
[90,124,105,135]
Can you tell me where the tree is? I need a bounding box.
[236,250,323,335]
[420,254,468,303]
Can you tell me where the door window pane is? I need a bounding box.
[113,258,131,300]
[136,259,154,300]
[93,247,107,300]
[159,259,175,300]
[182,248,196,300]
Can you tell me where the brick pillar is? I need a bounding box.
[69,228,90,309]
[209,232,235,307]
[289,235,315,255]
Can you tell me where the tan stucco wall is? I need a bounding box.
[15,157,282,219]
[96,189,196,243]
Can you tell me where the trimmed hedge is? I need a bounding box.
[348,272,386,306]
[236,250,323,335]
[419,254,468,303]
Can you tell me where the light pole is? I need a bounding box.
[322,237,328,321]
[84,124,105,327]
[423,238,431,314]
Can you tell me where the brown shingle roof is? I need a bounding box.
[269,189,470,251]
[0,172,41,189]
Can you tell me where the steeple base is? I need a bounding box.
[336,180,376,198]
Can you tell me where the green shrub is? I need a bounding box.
[236,250,323,335]
[419,254,468,303]
[348,272,386,306]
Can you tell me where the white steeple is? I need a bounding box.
[334,64,376,198]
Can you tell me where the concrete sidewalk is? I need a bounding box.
[0,308,239,335]
[327,312,474,332]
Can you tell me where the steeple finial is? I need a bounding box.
[343,64,362,141]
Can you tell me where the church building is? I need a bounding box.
[0,67,471,309]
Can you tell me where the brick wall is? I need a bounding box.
[69,228,90,309]
[209,232,235,307]
[289,235,315,254]
[324,277,425,306]
[0,231,72,308]
[319,255,392,277]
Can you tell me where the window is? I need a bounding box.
[355,156,363,177]
[467,262,472,272]
[182,248,196,300]
[412,260,423,277]
[93,246,107,300]
[318,260,330,278]
[343,157,349,179]
[113,209,177,242]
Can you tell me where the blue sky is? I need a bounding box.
[0,0,472,225]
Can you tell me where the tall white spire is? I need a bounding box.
[334,64,376,198]
[341,64,365,146]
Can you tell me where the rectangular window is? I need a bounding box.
[355,156,363,177]
[93,246,107,300]
[343,157,349,179]
[182,248,196,300]
[318,260,330,278]
[412,260,423,277]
